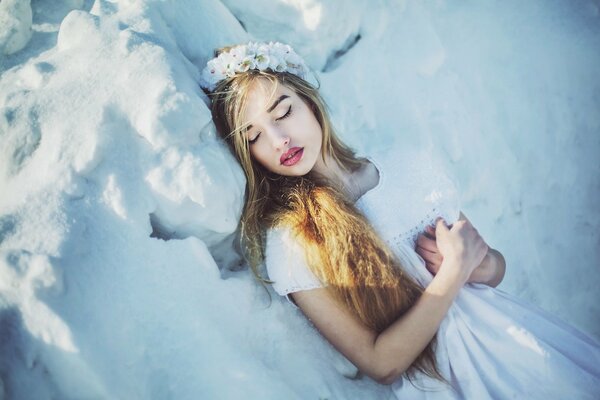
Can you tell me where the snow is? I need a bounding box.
[0,0,599,398]
[0,0,33,56]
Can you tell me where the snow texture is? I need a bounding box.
[0,0,33,56]
[0,0,599,399]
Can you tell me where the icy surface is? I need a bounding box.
[0,0,599,398]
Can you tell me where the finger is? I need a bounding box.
[415,244,432,259]
[450,219,467,232]
[424,225,436,239]
[425,262,439,275]
[416,247,436,265]
[417,245,444,265]
[418,246,443,264]
[435,218,449,236]
[416,243,438,258]
[416,234,438,252]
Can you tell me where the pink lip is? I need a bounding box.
[280,147,304,166]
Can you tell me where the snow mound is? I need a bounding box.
[0,0,599,399]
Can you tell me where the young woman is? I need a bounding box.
[201,41,600,399]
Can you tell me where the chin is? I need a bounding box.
[278,169,308,177]
[276,160,316,177]
[277,164,312,177]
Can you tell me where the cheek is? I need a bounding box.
[249,145,272,170]
[311,119,324,143]
[306,112,322,136]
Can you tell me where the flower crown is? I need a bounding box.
[199,41,309,92]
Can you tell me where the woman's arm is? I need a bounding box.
[292,218,487,385]
[466,248,505,287]
[292,266,461,384]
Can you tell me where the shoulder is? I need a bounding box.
[265,226,325,297]
[265,226,306,264]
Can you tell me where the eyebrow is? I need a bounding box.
[245,95,290,132]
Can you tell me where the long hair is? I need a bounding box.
[207,47,444,383]
[209,64,360,276]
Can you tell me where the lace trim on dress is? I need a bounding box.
[280,284,326,308]
[389,207,443,248]
[277,283,327,297]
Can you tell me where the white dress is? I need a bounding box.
[265,149,600,399]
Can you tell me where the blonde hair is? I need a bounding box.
[208,47,444,383]
[210,66,360,274]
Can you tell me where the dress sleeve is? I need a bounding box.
[265,226,326,306]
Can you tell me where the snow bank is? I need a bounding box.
[0,0,33,56]
[0,0,598,398]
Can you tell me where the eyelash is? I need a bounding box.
[248,105,293,144]
[280,105,293,120]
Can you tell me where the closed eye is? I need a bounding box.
[248,133,260,144]
[277,105,292,120]
[248,105,292,145]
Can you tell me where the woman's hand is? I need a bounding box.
[416,225,444,273]
[430,218,489,285]
[416,214,505,287]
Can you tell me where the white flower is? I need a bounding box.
[255,53,270,69]
[255,44,272,69]
[271,42,288,56]
[217,52,237,76]
[229,46,247,63]
[200,41,309,91]
[274,62,287,72]
[245,42,259,56]
[286,51,303,67]
[268,55,282,71]
[201,59,226,90]
[238,56,256,72]
[269,46,285,62]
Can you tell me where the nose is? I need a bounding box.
[271,129,290,150]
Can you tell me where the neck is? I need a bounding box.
[312,153,360,200]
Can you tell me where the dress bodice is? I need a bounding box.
[356,148,461,250]
[265,147,461,296]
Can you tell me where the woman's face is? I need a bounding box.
[240,78,324,177]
